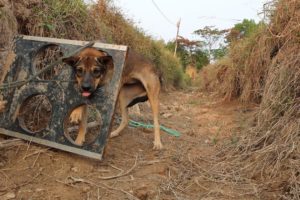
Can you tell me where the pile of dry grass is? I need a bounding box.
[196,0,300,199]
[201,25,272,103]
[199,57,232,93]
[0,0,17,72]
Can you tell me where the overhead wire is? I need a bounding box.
[151,0,177,26]
[198,16,242,22]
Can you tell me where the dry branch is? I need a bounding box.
[0,139,23,148]
[62,176,140,200]
[67,121,100,132]
[97,155,138,180]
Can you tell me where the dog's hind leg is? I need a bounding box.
[138,74,162,150]
[110,83,147,138]
[110,88,129,138]
[148,85,162,150]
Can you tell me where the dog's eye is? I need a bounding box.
[92,68,103,77]
[76,68,84,77]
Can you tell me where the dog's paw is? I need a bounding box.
[69,108,82,123]
[153,141,163,150]
[74,137,84,146]
[0,100,7,112]
[110,131,120,138]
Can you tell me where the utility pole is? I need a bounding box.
[174,18,181,57]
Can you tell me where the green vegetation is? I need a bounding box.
[226,19,262,43]
[193,26,228,61]
[166,38,209,71]
[16,0,186,88]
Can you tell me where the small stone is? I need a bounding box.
[162,113,172,118]
[175,106,182,111]
[134,187,150,200]
[3,192,16,200]
[0,161,5,167]
[82,186,91,192]
[199,108,209,114]
[71,166,79,172]
[35,188,44,192]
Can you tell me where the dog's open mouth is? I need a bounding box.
[82,91,92,97]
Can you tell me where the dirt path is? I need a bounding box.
[0,89,255,200]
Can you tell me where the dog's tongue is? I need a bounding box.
[82,91,91,97]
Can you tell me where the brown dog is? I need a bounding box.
[63,47,163,150]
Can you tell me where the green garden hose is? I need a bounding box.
[128,120,181,137]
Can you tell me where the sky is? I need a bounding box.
[114,0,267,42]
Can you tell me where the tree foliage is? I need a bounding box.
[166,38,209,71]
[226,19,263,43]
[193,26,228,62]
[212,46,227,60]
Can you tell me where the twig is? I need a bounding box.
[97,188,103,200]
[194,177,209,191]
[140,159,162,165]
[0,170,9,193]
[66,176,140,200]
[0,139,23,148]
[68,121,100,132]
[42,173,78,188]
[14,171,42,189]
[0,170,9,180]
[22,140,32,159]
[109,164,124,172]
[31,151,41,168]
[23,148,50,160]
[98,155,138,180]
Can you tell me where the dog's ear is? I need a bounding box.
[97,55,114,86]
[97,55,113,66]
[62,56,80,67]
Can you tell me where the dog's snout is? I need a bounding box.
[81,83,92,91]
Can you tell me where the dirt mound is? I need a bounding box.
[0,0,17,79]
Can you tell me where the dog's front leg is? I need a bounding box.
[75,105,88,146]
[69,106,83,123]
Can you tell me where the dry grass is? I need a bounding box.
[196,0,300,198]
[6,0,185,88]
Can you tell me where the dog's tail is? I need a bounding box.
[156,68,164,90]
[159,73,163,86]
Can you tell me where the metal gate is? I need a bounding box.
[0,36,128,160]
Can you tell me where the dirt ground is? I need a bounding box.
[0,88,256,200]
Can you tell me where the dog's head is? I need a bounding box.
[63,48,114,97]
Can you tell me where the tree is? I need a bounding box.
[166,41,189,67]
[193,26,228,62]
[212,45,227,60]
[226,19,262,43]
[166,37,209,71]
[190,49,209,70]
